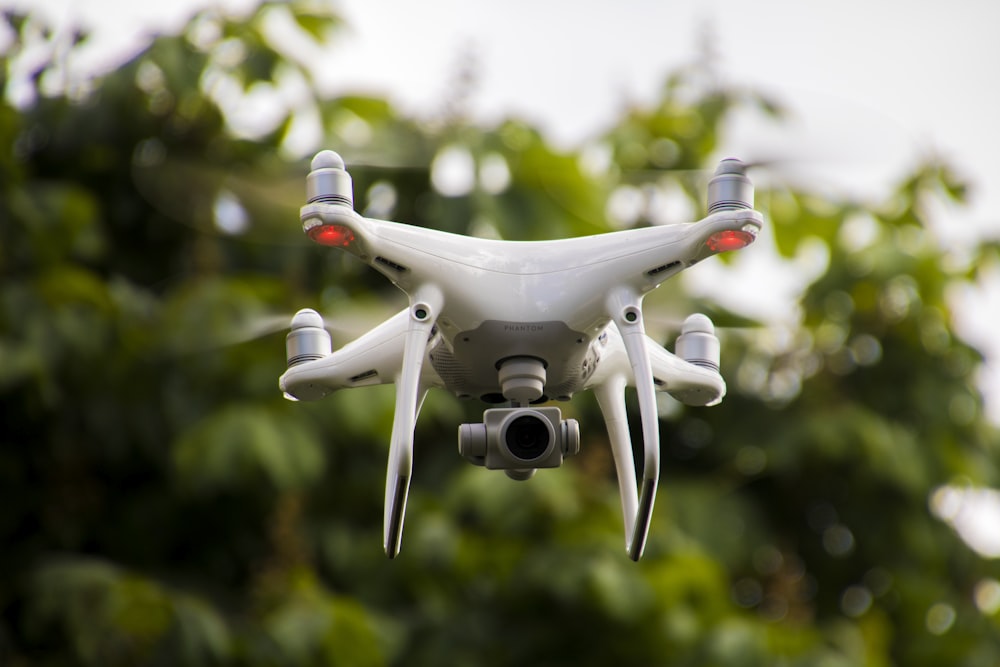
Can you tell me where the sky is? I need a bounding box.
[11,0,1000,553]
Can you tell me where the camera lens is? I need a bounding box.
[504,415,551,461]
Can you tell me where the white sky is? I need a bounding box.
[12,0,1000,423]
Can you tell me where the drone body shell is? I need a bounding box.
[280,152,763,560]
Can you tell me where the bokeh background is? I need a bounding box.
[2,1,999,664]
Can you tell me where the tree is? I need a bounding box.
[2,3,998,665]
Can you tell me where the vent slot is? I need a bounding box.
[375,256,408,272]
[646,261,681,277]
[349,369,379,384]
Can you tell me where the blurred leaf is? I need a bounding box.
[28,558,231,667]
[174,403,325,492]
[258,570,385,667]
[291,11,338,42]
[171,594,232,666]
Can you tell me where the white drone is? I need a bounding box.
[279,150,763,561]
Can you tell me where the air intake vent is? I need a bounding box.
[375,256,408,272]
[349,369,379,384]
[646,261,681,276]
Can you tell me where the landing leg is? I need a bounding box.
[607,288,660,561]
[594,374,640,552]
[384,288,442,558]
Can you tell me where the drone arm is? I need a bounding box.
[648,343,726,407]
[383,285,443,558]
[606,287,659,561]
[279,309,417,400]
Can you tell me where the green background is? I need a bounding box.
[2,2,999,664]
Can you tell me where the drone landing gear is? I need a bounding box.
[605,289,660,561]
[594,378,638,546]
[384,289,442,558]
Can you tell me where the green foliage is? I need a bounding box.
[173,402,325,492]
[2,3,1000,666]
[27,558,230,666]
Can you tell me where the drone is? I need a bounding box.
[279,150,763,561]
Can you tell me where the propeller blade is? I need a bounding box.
[157,298,397,357]
[131,151,309,244]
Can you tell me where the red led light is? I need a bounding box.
[309,224,355,247]
[706,229,755,253]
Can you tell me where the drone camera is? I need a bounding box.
[458,407,580,471]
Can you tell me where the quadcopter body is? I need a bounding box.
[280,151,763,560]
